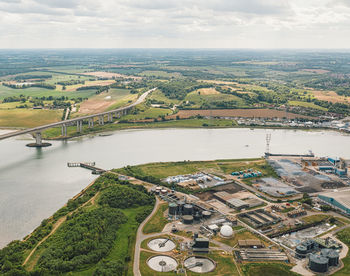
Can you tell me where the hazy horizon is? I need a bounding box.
[1,0,350,49]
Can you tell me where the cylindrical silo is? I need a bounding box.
[309,254,329,273]
[183,215,194,224]
[169,202,178,216]
[183,204,194,215]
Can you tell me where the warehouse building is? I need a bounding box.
[213,191,263,210]
[318,190,350,214]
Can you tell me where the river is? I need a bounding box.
[0,127,349,247]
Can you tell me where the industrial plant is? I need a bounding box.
[140,153,350,275]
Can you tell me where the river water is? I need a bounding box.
[0,127,349,247]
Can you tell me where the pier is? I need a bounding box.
[67,162,106,175]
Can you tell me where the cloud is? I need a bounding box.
[0,0,349,48]
[33,0,81,9]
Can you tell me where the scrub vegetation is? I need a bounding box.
[0,172,155,275]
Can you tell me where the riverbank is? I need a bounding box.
[40,118,335,141]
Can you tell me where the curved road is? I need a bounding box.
[133,196,160,276]
[0,87,156,141]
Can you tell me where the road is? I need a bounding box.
[0,87,156,141]
[133,196,160,276]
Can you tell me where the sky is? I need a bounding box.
[0,0,350,48]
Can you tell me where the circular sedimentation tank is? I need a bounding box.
[147,238,176,252]
[147,255,178,272]
[184,256,216,273]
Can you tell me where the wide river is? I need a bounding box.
[0,127,349,247]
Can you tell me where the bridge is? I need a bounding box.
[0,88,156,147]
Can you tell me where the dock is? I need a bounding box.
[67,162,106,175]
[265,152,315,158]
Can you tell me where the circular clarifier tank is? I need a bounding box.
[147,238,176,252]
[184,256,216,273]
[147,255,178,272]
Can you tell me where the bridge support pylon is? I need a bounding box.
[99,115,104,125]
[88,118,94,128]
[108,113,113,122]
[26,132,52,147]
[77,120,83,132]
[61,124,67,137]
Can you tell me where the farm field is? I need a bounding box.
[140,70,182,78]
[57,79,116,92]
[0,84,98,99]
[82,71,141,80]
[0,109,62,128]
[184,90,246,109]
[310,89,350,104]
[167,109,312,119]
[74,88,134,115]
[288,100,328,111]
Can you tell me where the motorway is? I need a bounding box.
[0,87,156,141]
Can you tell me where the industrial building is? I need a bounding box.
[318,190,350,214]
[313,237,342,250]
[238,249,288,261]
[192,234,209,253]
[238,239,264,248]
[213,191,263,210]
[238,209,281,228]
[287,209,307,218]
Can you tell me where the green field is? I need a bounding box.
[334,228,350,276]
[142,203,168,234]
[185,90,246,109]
[0,85,98,100]
[289,100,328,111]
[114,158,274,187]
[123,106,172,120]
[140,70,182,78]
[0,108,62,128]
[148,89,181,105]
[241,263,299,276]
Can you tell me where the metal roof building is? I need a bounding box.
[318,190,350,214]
